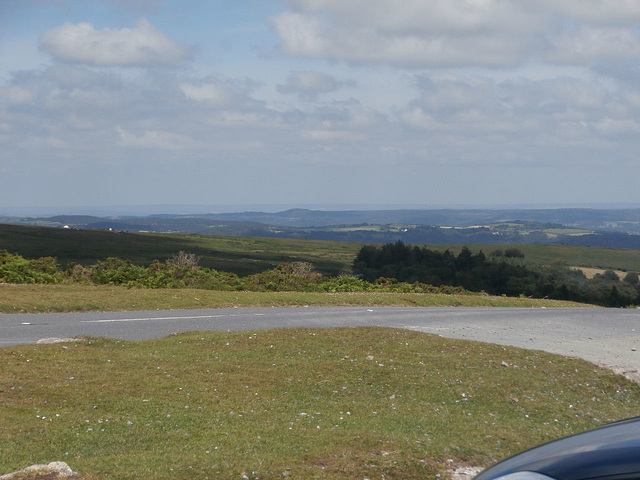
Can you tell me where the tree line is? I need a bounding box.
[352,241,640,307]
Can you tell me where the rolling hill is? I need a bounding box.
[2,208,640,249]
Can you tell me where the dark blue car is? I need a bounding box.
[474,417,640,480]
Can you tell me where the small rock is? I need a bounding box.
[37,338,76,344]
[449,466,484,480]
[0,462,76,480]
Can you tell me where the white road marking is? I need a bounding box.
[81,314,234,324]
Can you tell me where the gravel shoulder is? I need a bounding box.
[403,308,640,382]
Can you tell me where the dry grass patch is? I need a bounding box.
[572,267,629,279]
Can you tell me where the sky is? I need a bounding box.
[2,0,640,213]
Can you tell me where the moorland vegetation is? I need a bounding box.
[0,249,469,296]
[1,239,639,307]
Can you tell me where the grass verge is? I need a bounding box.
[2,327,638,480]
[0,284,591,314]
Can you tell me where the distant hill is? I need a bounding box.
[193,207,640,231]
[2,207,640,249]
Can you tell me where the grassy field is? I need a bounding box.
[0,284,589,314]
[2,224,640,278]
[2,327,638,480]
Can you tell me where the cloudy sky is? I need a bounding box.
[2,0,640,212]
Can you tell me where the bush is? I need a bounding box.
[91,258,145,287]
[504,248,525,258]
[322,275,376,292]
[64,263,94,283]
[243,262,323,292]
[90,256,243,290]
[0,250,62,284]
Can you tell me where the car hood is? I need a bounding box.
[474,417,640,480]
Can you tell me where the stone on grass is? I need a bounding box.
[0,462,76,480]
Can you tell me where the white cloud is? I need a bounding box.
[402,107,438,130]
[623,91,640,109]
[268,13,329,57]
[269,7,532,67]
[117,127,196,150]
[287,0,543,34]
[547,0,640,25]
[181,83,233,105]
[180,77,255,108]
[301,129,366,142]
[39,18,191,66]
[306,100,385,129]
[270,0,640,68]
[542,78,608,109]
[415,77,493,113]
[206,111,283,128]
[268,0,547,67]
[546,27,640,64]
[397,74,635,149]
[592,118,640,136]
[29,136,71,149]
[5,0,640,207]
[277,71,353,99]
[0,86,34,106]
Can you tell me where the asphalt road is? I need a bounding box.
[2,306,639,379]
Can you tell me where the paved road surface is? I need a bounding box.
[1,307,639,379]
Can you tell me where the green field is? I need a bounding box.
[2,327,638,480]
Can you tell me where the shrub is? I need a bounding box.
[64,263,94,283]
[243,262,323,292]
[504,248,525,258]
[170,251,201,268]
[322,275,376,292]
[91,258,145,287]
[0,250,62,284]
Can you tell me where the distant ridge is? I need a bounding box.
[195,208,640,231]
[2,207,640,249]
[2,203,640,217]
